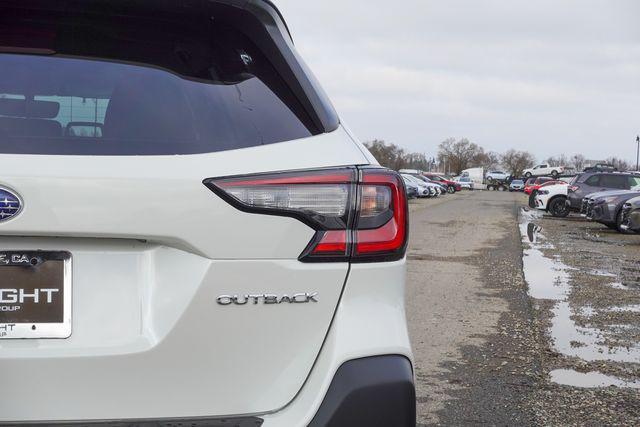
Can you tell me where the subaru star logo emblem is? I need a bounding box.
[0,187,22,222]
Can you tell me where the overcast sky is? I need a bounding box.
[277,0,640,163]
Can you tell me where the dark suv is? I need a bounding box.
[567,172,640,211]
[583,188,640,232]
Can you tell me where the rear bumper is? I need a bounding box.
[1,250,411,426]
[12,355,415,427]
[261,259,413,426]
[307,355,415,427]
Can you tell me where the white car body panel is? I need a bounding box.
[523,164,565,177]
[0,126,365,259]
[535,183,568,210]
[460,167,484,184]
[486,171,509,181]
[261,260,411,426]
[0,126,383,421]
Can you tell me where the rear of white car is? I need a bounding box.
[0,1,415,426]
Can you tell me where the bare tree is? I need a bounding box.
[570,154,586,172]
[501,149,536,177]
[545,154,569,167]
[605,157,633,172]
[474,150,500,171]
[363,140,405,170]
[437,138,490,175]
[363,140,429,171]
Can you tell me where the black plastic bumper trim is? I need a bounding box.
[0,417,263,427]
[308,355,416,427]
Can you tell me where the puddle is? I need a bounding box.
[579,306,596,317]
[521,250,570,300]
[589,270,617,278]
[608,282,629,290]
[608,304,640,313]
[580,304,640,316]
[550,301,640,362]
[519,207,640,368]
[550,369,640,389]
[520,210,571,300]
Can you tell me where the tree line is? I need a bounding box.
[364,138,633,177]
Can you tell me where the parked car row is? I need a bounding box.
[533,171,640,234]
[402,174,444,198]
[398,170,463,199]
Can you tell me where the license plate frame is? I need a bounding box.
[0,251,72,339]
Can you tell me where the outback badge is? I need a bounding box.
[217,293,318,306]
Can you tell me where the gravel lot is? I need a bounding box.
[406,190,640,426]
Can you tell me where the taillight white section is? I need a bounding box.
[204,167,408,263]
[222,184,350,217]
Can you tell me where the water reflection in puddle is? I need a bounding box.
[520,210,571,300]
[550,369,640,389]
[519,208,640,386]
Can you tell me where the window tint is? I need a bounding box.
[585,175,600,186]
[0,4,325,155]
[629,176,640,190]
[600,174,628,189]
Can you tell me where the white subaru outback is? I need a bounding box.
[0,1,415,426]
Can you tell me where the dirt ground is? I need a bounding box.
[406,190,640,426]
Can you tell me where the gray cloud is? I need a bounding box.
[277,0,640,162]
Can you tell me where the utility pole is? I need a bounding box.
[636,135,639,172]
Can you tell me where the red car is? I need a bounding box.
[423,173,462,193]
[524,177,559,194]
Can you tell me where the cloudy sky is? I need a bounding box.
[277,0,640,163]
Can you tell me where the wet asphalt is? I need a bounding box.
[406,190,640,426]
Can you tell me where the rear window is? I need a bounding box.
[0,3,325,155]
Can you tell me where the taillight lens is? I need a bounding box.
[568,185,579,192]
[354,170,408,261]
[204,167,408,263]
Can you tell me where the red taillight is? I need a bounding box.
[568,185,579,192]
[204,167,408,263]
[311,230,348,254]
[355,170,408,259]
